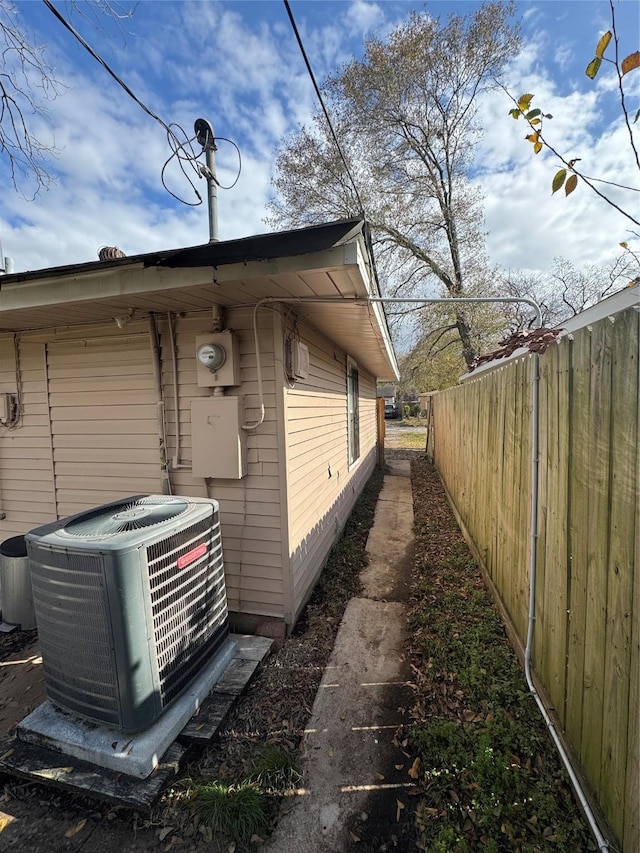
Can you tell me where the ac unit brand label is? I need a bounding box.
[177,542,208,569]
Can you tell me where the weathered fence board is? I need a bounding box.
[431,305,638,851]
[600,309,638,841]
[581,318,614,796]
[565,331,590,751]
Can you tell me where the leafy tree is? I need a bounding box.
[268,2,521,369]
[506,0,639,228]
[0,0,133,197]
[398,291,513,391]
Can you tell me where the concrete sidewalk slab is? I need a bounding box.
[265,459,415,852]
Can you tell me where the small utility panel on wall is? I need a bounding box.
[191,397,247,479]
[286,340,310,381]
[195,331,241,388]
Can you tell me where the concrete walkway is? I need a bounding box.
[265,458,414,852]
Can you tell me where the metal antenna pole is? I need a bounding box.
[194,118,219,243]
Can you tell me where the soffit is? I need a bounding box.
[0,247,398,380]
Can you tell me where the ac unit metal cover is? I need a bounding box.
[26,495,229,733]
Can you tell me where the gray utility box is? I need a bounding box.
[191,396,247,479]
[0,535,36,630]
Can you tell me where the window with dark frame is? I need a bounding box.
[347,360,360,466]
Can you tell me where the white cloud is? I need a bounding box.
[554,42,574,71]
[0,0,637,292]
[347,0,384,35]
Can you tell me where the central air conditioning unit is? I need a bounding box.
[26,495,229,733]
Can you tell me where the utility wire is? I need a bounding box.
[283,0,365,217]
[42,0,204,205]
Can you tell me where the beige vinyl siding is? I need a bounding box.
[46,335,161,517]
[0,336,56,536]
[285,322,377,620]
[157,309,285,618]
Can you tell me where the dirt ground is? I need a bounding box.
[0,453,408,852]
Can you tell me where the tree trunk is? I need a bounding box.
[456,312,476,368]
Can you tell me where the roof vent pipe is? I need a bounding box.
[0,232,13,274]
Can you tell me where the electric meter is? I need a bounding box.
[196,342,227,372]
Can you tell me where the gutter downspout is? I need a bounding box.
[148,314,172,495]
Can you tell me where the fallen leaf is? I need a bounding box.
[395,764,404,771]
[349,830,361,842]
[159,827,173,841]
[375,772,385,781]
[0,812,16,832]
[408,757,421,779]
[396,799,405,822]
[327,748,334,758]
[64,818,87,838]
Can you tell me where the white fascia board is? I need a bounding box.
[350,238,400,381]
[0,245,360,314]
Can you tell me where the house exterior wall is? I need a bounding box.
[0,313,286,622]
[283,319,377,622]
[0,335,56,534]
[157,309,285,620]
[0,306,379,629]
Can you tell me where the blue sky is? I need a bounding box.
[0,0,638,281]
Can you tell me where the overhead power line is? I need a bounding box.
[283,0,365,217]
[41,0,207,205]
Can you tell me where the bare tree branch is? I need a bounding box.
[0,0,135,198]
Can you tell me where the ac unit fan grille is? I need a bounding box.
[146,513,229,707]
[63,496,189,538]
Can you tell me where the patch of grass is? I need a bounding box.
[397,430,427,449]
[193,780,270,848]
[250,745,301,791]
[407,457,596,853]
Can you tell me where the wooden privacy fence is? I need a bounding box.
[429,305,639,852]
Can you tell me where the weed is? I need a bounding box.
[250,745,301,792]
[192,780,269,848]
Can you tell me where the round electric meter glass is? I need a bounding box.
[197,342,226,371]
